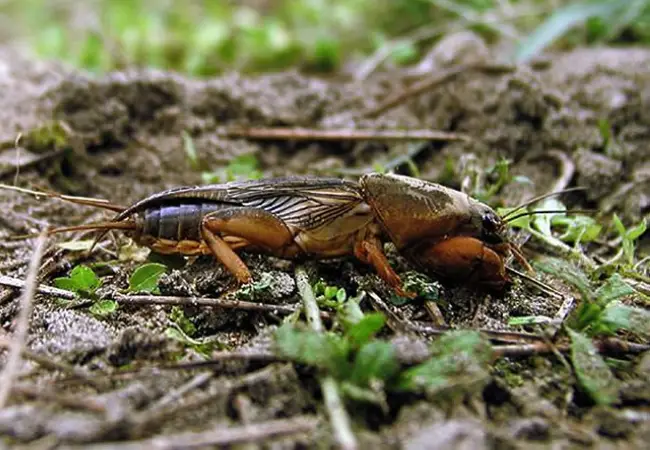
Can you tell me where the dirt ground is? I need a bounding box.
[0,37,649,449]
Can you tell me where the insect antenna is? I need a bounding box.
[8,221,136,241]
[501,187,586,221]
[507,242,534,273]
[506,266,565,299]
[503,209,595,224]
[0,183,126,213]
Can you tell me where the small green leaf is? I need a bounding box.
[237,272,273,300]
[568,329,619,406]
[612,214,626,237]
[313,281,326,296]
[336,288,347,303]
[534,257,592,301]
[89,299,117,317]
[401,272,441,302]
[54,265,101,297]
[532,198,566,237]
[594,274,635,306]
[626,218,647,241]
[572,302,604,332]
[508,315,553,326]
[398,330,492,394]
[170,306,197,337]
[274,324,350,377]
[553,215,602,244]
[339,381,386,407]
[346,313,386,348]
[165,325,222,357]
[349,341,399,386]
[128,263,167,293]
[324,286,338,300]
[338,300,365,329]
[601,303,650,337]
[53,278,81,292]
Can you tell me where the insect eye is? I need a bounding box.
[481,212,505,244]
[482,213,500,231]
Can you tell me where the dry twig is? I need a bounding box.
[0,231,48,407]
[214,126,470,142]
[0,337,106,389]
[113,292,331,319]
[359,63,515,119]
[60,416,319,450]
[0,274,77,300]
[493,337,650,358]
[367,290,543,344]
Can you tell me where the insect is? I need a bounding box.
[2,174,575,296]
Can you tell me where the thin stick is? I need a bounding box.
[0,277,331,319]
[102,350,282,380]
[10,384,107,413]
[0,337,106,390]
[366,291,411,333]
[0,275,77,300]
[0,231,48,407]
[367,291,543,344]
[214,126,470,142]
[137,372,214,413]
[493,338,650,358]
[553,295,576,324]
[360,63,515,119]
[423,300,447,327]
[407,321,545,344]
[129,365,293,438]
[295,266,357,450]
[113,293,330,319]
[64,416,318,450]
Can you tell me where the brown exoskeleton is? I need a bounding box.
[2,174,541,296]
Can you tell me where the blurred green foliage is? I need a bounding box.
[3,0,650,75]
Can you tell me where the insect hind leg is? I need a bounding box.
[200,207,297,284]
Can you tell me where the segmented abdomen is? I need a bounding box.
[139,203,224,242]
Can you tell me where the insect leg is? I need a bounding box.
[201,207,296,284]
[354,237,415,298]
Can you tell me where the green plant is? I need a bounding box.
[511,257,649,406]
[389,271,441,306]
[275,307,495,406]
[313,280,349,310]
[54,265,118,317]
[516,1,648,63]
[54,265,101,298]
[501,198,600,269]
[128,262,167,294]
[201,154,262,184]
[610,214,647,268]
[462,158,531,205]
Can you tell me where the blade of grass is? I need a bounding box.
[516,0,623,63]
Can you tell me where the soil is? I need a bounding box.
[0,37,649,449]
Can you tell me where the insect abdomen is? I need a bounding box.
[139,203,224,242]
